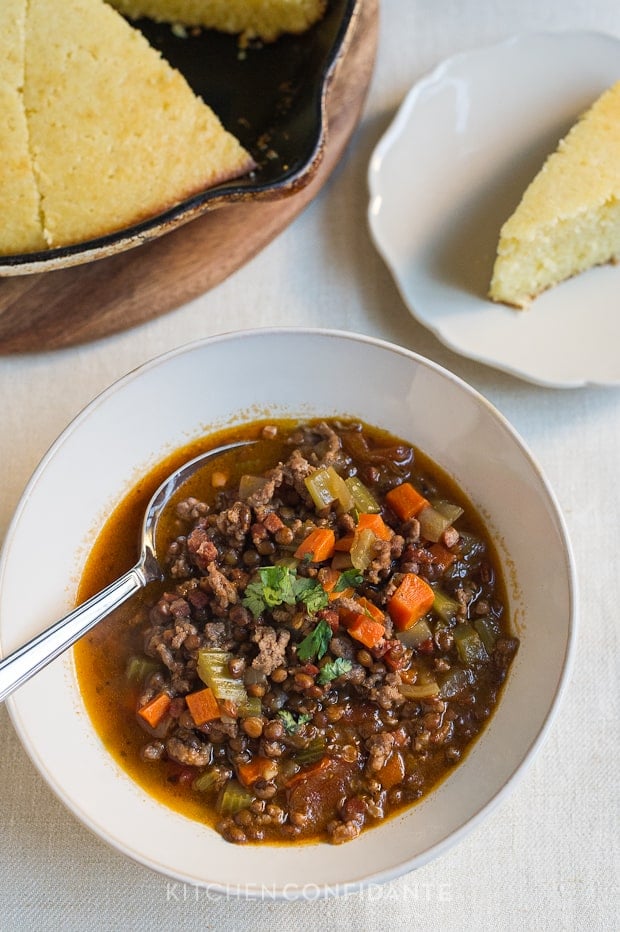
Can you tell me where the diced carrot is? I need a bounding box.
[185,686,221,726]
[346,614,386,649]
[294,527,336,562]
[388,572,435,630]
[237,756,276,788]
[334,534,354,552]
[376,750,405,790]
[320,566,340,593]
[332,587,354,602]
[285,755,332,789]
[340,596,384,627]
[429,542,457,572]
[137,691,171,728]
[340,600,384,642]
[356,596,385,624]
[356,513,392,541]
[385,482,430,521]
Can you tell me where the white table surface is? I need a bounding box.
[1,1,619,929]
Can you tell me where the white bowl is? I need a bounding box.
[0,329,576,896]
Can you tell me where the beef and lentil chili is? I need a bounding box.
[74,418,518,845]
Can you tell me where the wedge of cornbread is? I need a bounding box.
[21,0,255,250]
[108,0,328,42]
[489,81,620,309]
[0,0,46,253]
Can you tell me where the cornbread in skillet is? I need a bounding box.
[0,0,46,254]
[108,0,328,42]
[489,81,620,309]
[23,0,255,249]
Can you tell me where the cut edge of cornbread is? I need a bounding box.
[0,0,47,254]
[1,0,256,257]
[489,80,620,309]
[24,0,256,250]
[108,0,328,43]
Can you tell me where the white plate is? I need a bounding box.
[0,330,576,895]
[368,31,620,388]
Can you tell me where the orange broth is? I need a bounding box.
[73,418,513,841]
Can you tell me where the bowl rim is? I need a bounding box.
[0,327,578,896]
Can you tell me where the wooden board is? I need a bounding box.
[0,0,378,354]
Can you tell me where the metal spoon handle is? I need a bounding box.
[0,564,146,703]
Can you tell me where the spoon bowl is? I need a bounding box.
[0,439,252,702]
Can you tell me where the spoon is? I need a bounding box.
[0,439,253,702]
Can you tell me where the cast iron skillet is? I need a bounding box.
[1,0,359,275]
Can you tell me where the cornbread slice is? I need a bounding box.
[109,0,328,42]
[0,0,46,253]
[489,81,620,309]
[24,0,255,249]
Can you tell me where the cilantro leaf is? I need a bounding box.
[317,657,352,685]
[242,579,268,618]
[277,710,312,734]
[242,565,298,617]
[296,618,332,662]
[294,576,329,614]
[334,569,363,592]
[242,564,331,619]
[260,565,297,608]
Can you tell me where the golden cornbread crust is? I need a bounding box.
[489,81,620,309]
[26,0,255,250]
[109,0,328,43]
[1,0,255,256]
[0,0,46,253]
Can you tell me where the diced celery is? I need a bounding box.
[399,679,439,699]
[325,467,354,512]
[197,649,250,710]
[453,624,488,664]
[438,666,473,699]
[125,655,160,683]
[397,618,432,648]
[239,696,262,718]
[305,467,336,510]
[431,499,464,523]
[216,779,254,816]
[418,506,452,543]
[350,527,376,571]
[294,736,326,766]
[238,475,269,500]
[305,466,355,512]
[193,768,220,794]
[432,588,460,623]
[344,476,381,514]
[473,616,499,653]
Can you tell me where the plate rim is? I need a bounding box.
[367,29,620,389]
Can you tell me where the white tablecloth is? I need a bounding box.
[1,1,619,928]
